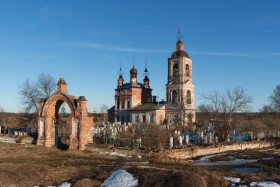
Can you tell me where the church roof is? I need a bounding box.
[171,50,189,58]
[130,102,165,111]
[116,82,152,90]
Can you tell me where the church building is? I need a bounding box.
[109,34,196,126]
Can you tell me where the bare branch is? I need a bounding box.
[18,74,56,114]
[270,85,280,112]
[225,87,253,113]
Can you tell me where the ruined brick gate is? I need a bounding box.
[36,78,93,150]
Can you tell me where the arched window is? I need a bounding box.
[127,100,130,109]
[173,64,179,77]
[171,90,178,104]
[187,90,191,104]
[186,64,190,77]
[117,101,120,109]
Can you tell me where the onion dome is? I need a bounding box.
[143,76,150,82]
[130,66,137,78]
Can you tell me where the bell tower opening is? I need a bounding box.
[171,90,178,104]
[172,64,179,78]
[186,64,190,77]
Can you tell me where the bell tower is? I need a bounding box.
[166,32,195,127]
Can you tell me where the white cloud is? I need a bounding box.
[81,30,121,36]
[189,51,280,58]
[75,41,280,58]
[80,42,170,53]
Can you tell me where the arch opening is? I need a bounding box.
[186,64,190,77]
[171,90,178,104]
[187,90,191,104]
[53,101,71,150]
[172,64,179,78]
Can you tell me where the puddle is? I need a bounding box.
[190,153,261,166]
[233,167,262,173]
[191,157,258,166]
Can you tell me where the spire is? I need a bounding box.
[117,62,124,87]
[144,61,149,77]
[177,26,182,41]
[118,62,123,77]
[143,61,150,88]
[176,26,184,50]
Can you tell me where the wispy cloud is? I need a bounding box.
[76,42,280,58]
[79,42,170,53]
[189,51,280,58]
[81,30,121,36]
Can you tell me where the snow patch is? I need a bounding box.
[99,151,128,157]
[101,169,138,187]
[109,152,127,157]
[224,177,241,183]
[250,181,280,187]
[198,153,226,161]
[58,182,71,187]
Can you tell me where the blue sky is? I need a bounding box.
[0,0,280,113]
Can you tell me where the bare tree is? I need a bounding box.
[260,105,275,113]
[201,87,253,141]
[18,73,55,114]
[100,104,108,122]
[270,85,280,112]
[36,73,56,98]
[202,87,253,115]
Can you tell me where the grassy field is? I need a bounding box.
[0,142,279,186]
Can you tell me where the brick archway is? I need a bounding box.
[36,78,93,150]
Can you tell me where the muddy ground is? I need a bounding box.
[0,142,279,187]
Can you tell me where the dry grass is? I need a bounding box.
[3,142,279,186]
[0,143,122,186]
[0,142,222,187]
